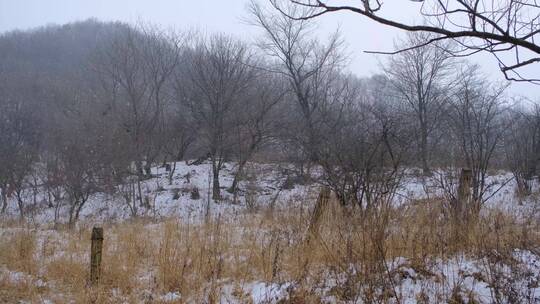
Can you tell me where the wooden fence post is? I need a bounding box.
[306,186,331,243]
[90,227,103,286]
[457,169,472,217]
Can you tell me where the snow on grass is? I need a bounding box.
[1,162,539,303]
[248,282,291,303]
[2,160,538,227]
[159,291,182,302]
[0,161,317,227]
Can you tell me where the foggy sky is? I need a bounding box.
[0,0,537,100]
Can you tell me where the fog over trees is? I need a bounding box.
[0,15,536,223]
[2,2,540,302]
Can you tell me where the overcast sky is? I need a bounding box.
[0,0,537,101]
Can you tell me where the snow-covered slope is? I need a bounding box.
[1,161,317,226]
[2,161,539,226]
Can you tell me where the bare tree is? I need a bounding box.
[318,75,411,209]
[161,104,196,185]
[446,65,510,215]
[278,0,540,82]
[94,24,183,209]
[228,72,286,194]
[251,1,412,207]
[383,31,455,175]
[504,103,540,196]
[0,75,42,218]
[41,154,65,225]
[181,34,256,200]
[249,1,345,177]
[44,77,115,225]
[95,24,182,174]
[58,136,100,226]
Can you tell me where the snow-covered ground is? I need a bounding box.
[1,162,539,303]
[0,161,317,226]
[1,242,538,303]
[1,161,537,226]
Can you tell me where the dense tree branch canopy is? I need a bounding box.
[274,0,540,83]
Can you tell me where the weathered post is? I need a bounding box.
[306,186,331,243]
[457,169,472,217]
[90,227,103,286]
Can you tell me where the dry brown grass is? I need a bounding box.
[0,228,37,274]
[0,194,538,303]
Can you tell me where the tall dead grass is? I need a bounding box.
[0,193,538,303]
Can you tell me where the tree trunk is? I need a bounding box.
[123,182,138,217]
[32,176,39,206]
[54,197,61,227]
[212,168,221,200]
[228,175,239,194]
[228,160,247,194]
[168,161,177,186]
[144,162,152,177]
[136,177,144,209]
[16,192,24,220]
[136,160,144,177]
[1,190,7,214]
[74,200,85,223]
[46,190,54,208]
[420,124,430,175]
[68,201,78,228]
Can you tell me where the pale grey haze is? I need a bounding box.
[0,0,537,100]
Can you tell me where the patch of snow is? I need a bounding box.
[159,291,181,302]
[250,282,291,303]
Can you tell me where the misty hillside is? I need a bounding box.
[0,2,540,303]
[0,19,127,76]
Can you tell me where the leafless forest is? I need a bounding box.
[0,1,539,303]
